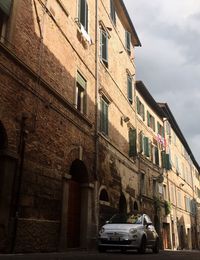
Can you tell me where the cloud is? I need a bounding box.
[124,0,200,164]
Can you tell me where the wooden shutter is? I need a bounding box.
[136,96,140,114]
[101,30,108,66]
[152,116,155,131]
[85,1,88,32]
[147,111,150,127]
[127,75,132,103]
[110,0,116,25]
[144,137,149,157]
[142,103,145,121]
[79,0,88,31]
[129,128,137,157]
[101,98,108,135]
[0,0,12,16]
[125,31,131,54]
[139,132,143,153]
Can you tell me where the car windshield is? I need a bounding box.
[108,213,143,224]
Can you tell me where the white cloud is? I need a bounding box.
[124,0,200,164]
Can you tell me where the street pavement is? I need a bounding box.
[0,250,200,260]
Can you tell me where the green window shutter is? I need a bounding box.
[161,151,166,169]
[129,128,137,157]
[100,98,108,135]
[139,132,143,153]
[144,137,149,157]
[136,96,140,114]
[101,30,108,66]
[79,0,88,31]
[152,116,155,131]
[165,154,171,170]
[125,31,131,54]
[0,0,12,16]
[147,111,150,127]
[127,75,132,104]
[157,122,160,134]
[162,126,165,138]
[142,104,145,121]
[85,1,88,32]
[110,0,116,25]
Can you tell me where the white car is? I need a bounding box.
[98,213,159,254]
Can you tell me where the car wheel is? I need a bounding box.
[152,238,159,254]
[98,246,106,253]
[138,236,146,254]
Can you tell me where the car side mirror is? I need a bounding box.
[105,220,110,224]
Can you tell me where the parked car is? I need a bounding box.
[98,213,159,254]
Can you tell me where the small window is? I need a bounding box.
[125,31,131,55]
[100,96,109,135]
[76,71,87,114]
[78,0,88,32]
[127,74,133,104]
[110,0,116,25]
[100,29,108,67]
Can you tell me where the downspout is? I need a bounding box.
[94,0,99,237]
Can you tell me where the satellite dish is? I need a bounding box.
[157,175,164,183]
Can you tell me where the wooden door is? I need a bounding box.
[67,180,81,248]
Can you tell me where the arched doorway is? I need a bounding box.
[119,193,127,213]
[67,159,88,248]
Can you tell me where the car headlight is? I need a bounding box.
[129,228,137,234]
[99,227,105,235]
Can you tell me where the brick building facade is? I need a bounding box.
[0,0,199,254]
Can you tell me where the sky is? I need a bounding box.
[124,0,200,165]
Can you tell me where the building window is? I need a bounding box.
[129,128,137,157]
[78,0,88,32]
[125,30,131,55]
[127,73,133,104]
[136,96,145,121]
[76,71,87,114]
[100,96,109,135]
[147,111,155,131]
[100,28,108,67]
[110,0,116,25]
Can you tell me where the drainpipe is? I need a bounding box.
[94,0,99,240]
